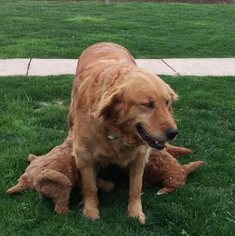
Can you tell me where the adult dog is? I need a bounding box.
[69,42,178,224]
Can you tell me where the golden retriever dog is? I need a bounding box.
[69,42,178,224]
[6,132,114,214]
[144,144,205,194]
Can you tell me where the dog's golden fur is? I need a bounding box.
[144,144,205,194]
[6,133,114,214]
[69,42,178,223]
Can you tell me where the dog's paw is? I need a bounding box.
[83,207,100,220]
[128,209,146,224]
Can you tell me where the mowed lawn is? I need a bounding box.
[0,0,235,58]
[0,76,234,235]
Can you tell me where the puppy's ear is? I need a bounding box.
[166,84,178,102]
[94,88,124,121]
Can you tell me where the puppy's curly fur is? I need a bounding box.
[7,133,204,213]
[144,144,205,195]
[6,133,114,214]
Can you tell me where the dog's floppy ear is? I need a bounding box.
[94,88,124,121]
[166,84,178,102]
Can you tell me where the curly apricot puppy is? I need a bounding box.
[144,144,205,195]
[7,133,114,214]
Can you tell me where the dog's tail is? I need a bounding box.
[183,161,206,175]
[6,174,29,194]
[165,144,192,158]
[37,169,72,187]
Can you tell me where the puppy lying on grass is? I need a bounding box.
[6,133,114,214]
[144,144,205,195]
[7,135,204,213]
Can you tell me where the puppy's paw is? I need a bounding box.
[128,209,146,224]
[97,178,115,192]
[28,154,37,162]
[101,181,115,192]
[55,206,71,215]
[156,190,166,195]
[6,187,14,194]
[38,193,44,199]
[157,187,175,195]
[83,207,100,220]
[6,185,22,194]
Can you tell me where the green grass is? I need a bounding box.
[0,0,235,58]
[0,76,234,235]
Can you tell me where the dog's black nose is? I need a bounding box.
[165,128,178,140]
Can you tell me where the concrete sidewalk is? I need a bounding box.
[0,58,235,76]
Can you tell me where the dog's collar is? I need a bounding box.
[107,132,118,140]
[107,132,140,146]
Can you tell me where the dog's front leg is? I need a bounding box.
[128,155,146,224]
[80,160,100,220]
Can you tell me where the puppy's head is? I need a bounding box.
[95,69,178,150]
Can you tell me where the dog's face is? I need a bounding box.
[96,69,178,150]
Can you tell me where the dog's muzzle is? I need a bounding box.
[136,123,166,150]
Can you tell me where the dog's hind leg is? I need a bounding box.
[54,187,72,214]
[157,175,186,195]
[165,144,192,158]
[38,183,72,214]
[37,169,72,187]
[184,161,206,175]
[36,169,72,214]
[6,174,29,194]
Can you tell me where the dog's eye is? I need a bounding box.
[166,100,172,112]
[142,101,155,109]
